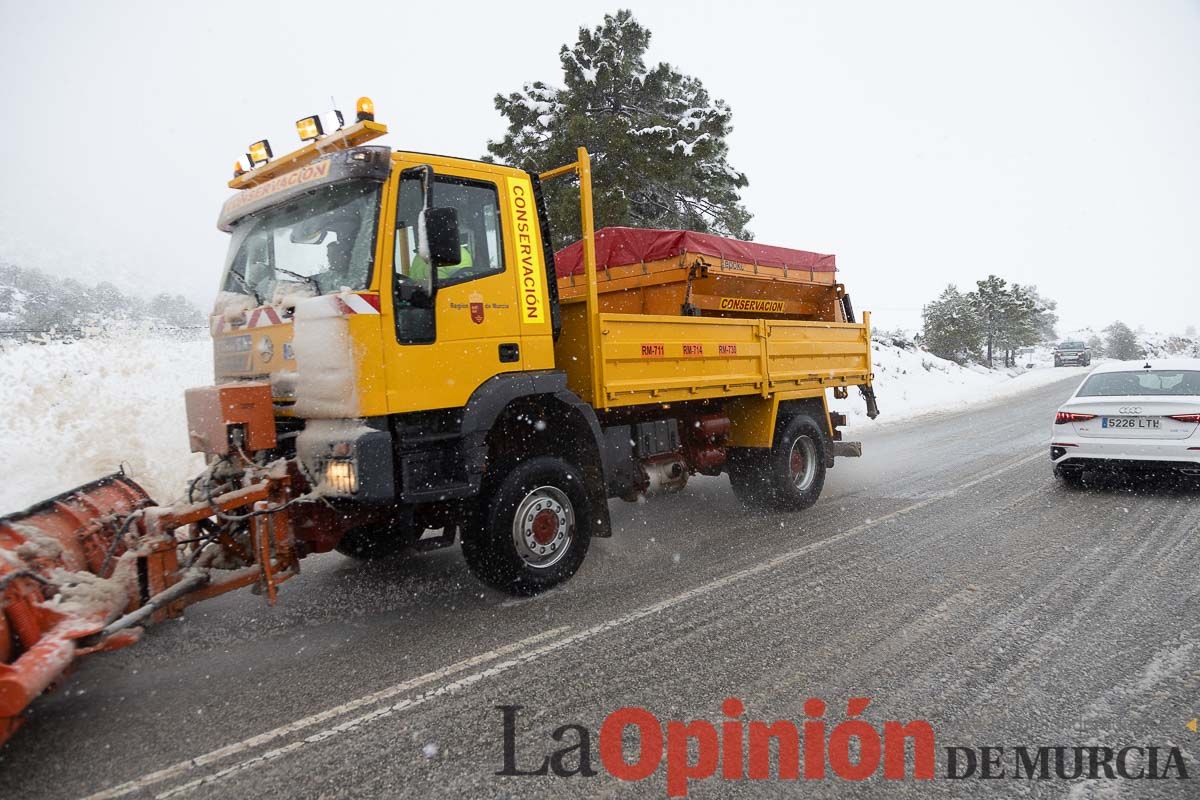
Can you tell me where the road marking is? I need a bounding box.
[82,626,572,800]
[90,449,1046,799]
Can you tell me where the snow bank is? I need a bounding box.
[0,331,211,511]
[1059,326,1200,359]
[842,339,1087,427]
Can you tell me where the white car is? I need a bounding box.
[1051,359,1200,485]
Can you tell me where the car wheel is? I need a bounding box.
[1054,465,1086,488]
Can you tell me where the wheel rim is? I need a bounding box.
[511,485,575,569]
[788,436,818,491]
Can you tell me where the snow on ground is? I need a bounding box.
[840,336,1088,428]
[0,330,210,511]
[1059,326,1200,358]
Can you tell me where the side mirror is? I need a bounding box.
[421,207,461,268]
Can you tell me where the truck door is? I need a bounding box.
[380,160,552,414]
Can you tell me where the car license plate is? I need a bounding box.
[1101,416,1161,429]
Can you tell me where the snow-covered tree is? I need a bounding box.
[922,284,982,364]
[486,9,751,249]
[967,275,1013,368]
[993,284,1057,367]
[1019,285,1058,343]
[0,263,202,337]
[1104,321,1143,360]
[1086,333,1105,357]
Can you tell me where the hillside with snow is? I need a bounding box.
[846,332,1085,426]
[0,331,210,511]
[1059,326,1200,359]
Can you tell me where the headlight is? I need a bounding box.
[324,459,357,494]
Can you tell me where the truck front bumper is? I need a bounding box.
[296,419,396,502]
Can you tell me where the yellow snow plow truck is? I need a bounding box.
[0,99,876,744]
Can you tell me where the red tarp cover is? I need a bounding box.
[554,227,836,278]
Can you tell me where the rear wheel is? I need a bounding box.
[729,414,828,511]
[462,456,592,595]
[727,448,769,506]
[1054,465,1086,488]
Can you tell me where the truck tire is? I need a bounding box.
[731,414,827,512]
[462,456,592,595]
[727,449,769,506]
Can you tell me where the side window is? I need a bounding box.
[394,175,505,287]
[393,173,506,345]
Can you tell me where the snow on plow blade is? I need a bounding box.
[0,472,152,744]
[0,467,299,746]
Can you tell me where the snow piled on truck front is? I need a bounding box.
[0,330,210,511]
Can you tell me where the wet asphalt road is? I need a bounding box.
[2,369,1198,799]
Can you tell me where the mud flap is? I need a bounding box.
[831,441,863,458]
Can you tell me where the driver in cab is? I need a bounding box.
[408,237,472,284]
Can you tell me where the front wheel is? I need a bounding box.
[462,456,592,595]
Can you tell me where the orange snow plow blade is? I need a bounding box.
[0,472,152,743]
[0,467,302,747]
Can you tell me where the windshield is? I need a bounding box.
[222,180,380,303]
[1077,369,1200,397]
[1059,341,1085,349]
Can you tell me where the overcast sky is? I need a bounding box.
[2,0,1197,335]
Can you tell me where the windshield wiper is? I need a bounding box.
[273,267,322,295]
[228,269,263,306]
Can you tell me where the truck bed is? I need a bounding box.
[554,300,874,409]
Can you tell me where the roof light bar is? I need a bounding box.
[295,114,324,142]
[246,139,273,167]
[356,96,375,122]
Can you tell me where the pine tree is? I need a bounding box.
[150,292,204,328]
[1104,321,1142,360]
[486,9,751,250]
[1020,285,1058,342]
[967,275,1011,368]
[922,284,983,364]
[993,284,1057,367]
